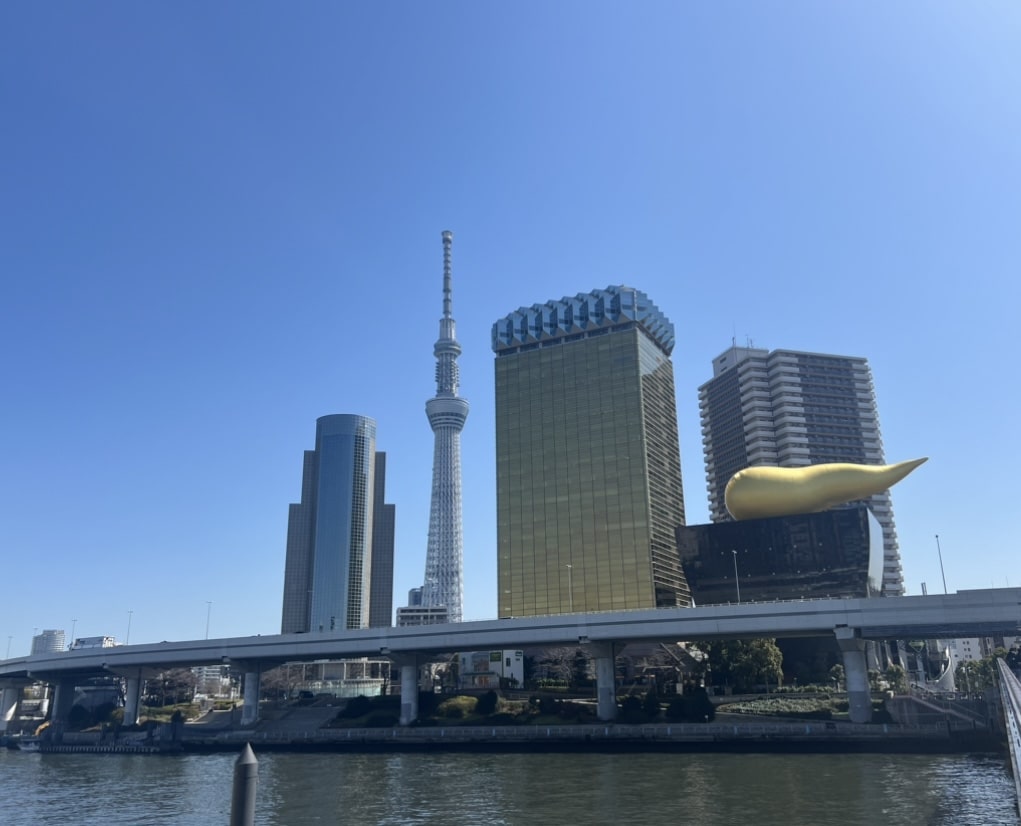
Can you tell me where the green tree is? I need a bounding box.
[695,639,783,693]
[535,647,574,686]
[690,686,715,722]
[572,649,591,688]
[476,689,499,716]
[666,696,688,720]
[143,668,198,706]
[884,664,908,694]
[733,639,783,691]
[642,688,661,719]
[955,650,1007,695]
[665,687,715,722]
[67,703,92,729]
[828,664,845,691]
[618,695,644,724]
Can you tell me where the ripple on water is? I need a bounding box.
[0,749,1017,825]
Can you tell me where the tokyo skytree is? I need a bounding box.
[421,230,468,622]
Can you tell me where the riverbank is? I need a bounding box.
[179,719,1005,755]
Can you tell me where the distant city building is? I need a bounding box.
[698,345,905,596]
[395,605,449,627]
[983,635,1021,656]
[369,453,396,628]
[419,230,469,623]
[458,650,524,689]
[31,629,66,655]
[947,638,983,665]
[492,285,690,617]
[192,665,231,697]
[280,415,394,633]
[297,659,390,699]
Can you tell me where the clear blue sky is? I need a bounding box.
[2,3,1019,654]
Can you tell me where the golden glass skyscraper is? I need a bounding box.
[492,286,690,617]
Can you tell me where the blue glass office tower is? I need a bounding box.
[281,414,393,633]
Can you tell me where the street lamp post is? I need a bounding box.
[565,564,574,613]
[126,610,133,645]
[732,550,741,604]
[935,534,948,594]
[70,619,77,650]
[205,601,213,640]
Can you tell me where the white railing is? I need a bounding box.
[996,660,1021,818]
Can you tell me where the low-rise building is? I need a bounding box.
[458,650,524,689]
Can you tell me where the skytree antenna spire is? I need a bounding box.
[442,229,453,321]
[422,230,468,622]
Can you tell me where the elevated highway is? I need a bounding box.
[2,588,1018,728]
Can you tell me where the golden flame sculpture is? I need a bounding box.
[724,458,928,521]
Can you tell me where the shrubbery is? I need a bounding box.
[437,695,477,720]
[365,712,399,728]
[339,695,374,719]
[718,696,840,719]
[618,695,645,724]
[476,690,499,716]
[665,689,715,723]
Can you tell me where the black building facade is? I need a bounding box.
[676,505,884,606]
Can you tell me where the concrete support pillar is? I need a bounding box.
[836,626,872,723]
[0,686,20,732]
[591,642,618,722]
[399,662,419,726]
[240,670,261,727]
[123,676,142,726]
[50,679,76,724]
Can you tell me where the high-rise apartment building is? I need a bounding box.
[419,230,468,623]
[493,285,690,618]
[31,629,66,655]
[280,414,395,633]
[698,345,905,595]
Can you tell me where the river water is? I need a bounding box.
[1,748,1018,825]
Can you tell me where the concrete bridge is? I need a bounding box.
[2,588,1019,729]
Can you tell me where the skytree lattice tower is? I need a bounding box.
[422,230,468,622]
